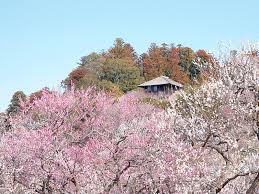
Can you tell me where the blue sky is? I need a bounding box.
[0,0,258,111]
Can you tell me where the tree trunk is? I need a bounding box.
[246,173,259,194]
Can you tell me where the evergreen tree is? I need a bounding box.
[7,91,26,115]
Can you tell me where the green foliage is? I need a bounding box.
[140,97,171,109]
[77,72,99,89]
[78,75,123,96]
[63,39,143,93]
[163,68,172,77]
[79,52,104,77]
[105,38,137,65]
[62,38,214,93]
[7,91,26,115]
[101,59,143,92]
[178,47,194,71]
[80,52,102,66]
[189,63,200,80]
[178,47,202,81]
[97,80,123,96]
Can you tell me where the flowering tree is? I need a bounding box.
[171,46,259,193]
[0,88,207,194]
[0,46,258,194]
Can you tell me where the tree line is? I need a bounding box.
[62,38,216,94]
[6,38,216,115]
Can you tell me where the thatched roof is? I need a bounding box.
[138,76,183,88]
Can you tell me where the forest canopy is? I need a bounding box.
[62,38,216,94]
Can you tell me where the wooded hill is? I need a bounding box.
[62,38,216,95]
[6,38,216,115]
